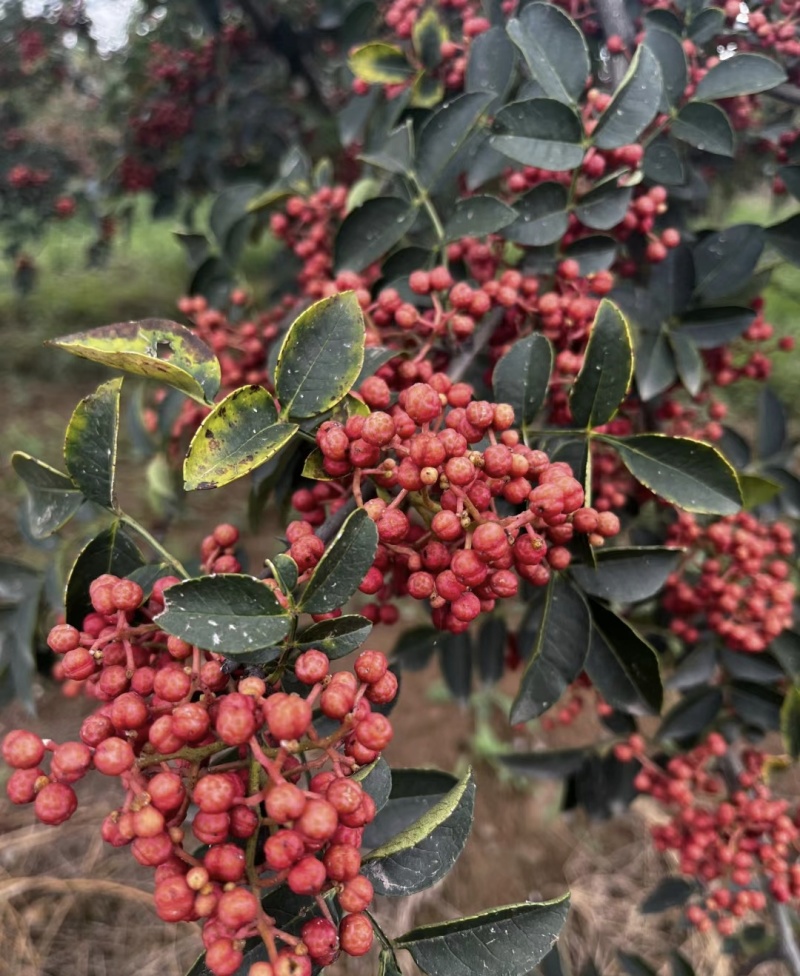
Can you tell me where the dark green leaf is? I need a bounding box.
[155,574,291,655]
[619,952,658,976]
[356,347,400,387]
[644,9,683,32]
[645,27,687,108]
[298,508,378,613]
[493,332,553,435]
[730,681,782,731]
[183,386,297,491]
[63,378,121,510]
[12,452,83,539]
[353,757,393,812]
[757,387,786,459]
[266,554,298,596]
[348,42,416,83]
[363,768,459,848]
[641,878,694,914]
[414,92,494,189]
[564,235,618,273]
[587,605,663,716]
[444,196,517,242]
[395,896,570,976]
[465,26,516,102]
[693,225,765,301]
[498,747,588,779]
[772,631,800,680]
[677,307,756,348]
[670,332,703,397]
[412,8,446,69]
[275,292,366,419]
[295,614,373,659]
[601,434,742,515]
[636,329,677,401]
[392,626,439,671]
[491,99,584,171]
[0,561,43,713]
[478,616,506,687]
[360,122,414,175]
[511,577,591,724]
[570,300,632,428]
[766,213,800,265]
[720,648,784,684]
[740,473,783,510]
[643,139,686,185]
[575,179,633,231]
[593,46,662,150]
[49,319,220,405]
[671,102,734,157]
[571,547,682,603]
[778,165,800,202]
[209,183,260,263]
[65,524,144,627]
[658,687,723,741]
[671,950,696,976]
[503,181,569,246]
[335,197,418,274]
[667,644,717,691]
[126,563,174,599]
[438,630,473,703]
[781,686,800,760]
[695,53,787,100]
[688,7,725,43]
[507,3,589,104]
[363,767,475,895]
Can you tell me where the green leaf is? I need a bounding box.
[592,46,662,150]
[477,616,506,687]
[510,577,591,724]
[183,386,298,491]
[298,508,378,614]
[360,122,414,175]
[570,546,682,603]
[619,952,658,976]
[348,42,416,84]
[695,53,787,100]
[644,26,687,109]
[569,300,632,428]
[0,561,43,713]
[492,333,553,434]
[335,197,418,274]
[155,575,291,655]
[49,319,220,405]
[353,756,393,812]
[491,98,585,171]
[766,213,800,266]
[658,687,723,741]
[643,139,686,185]
[64,378,121,510]
[294,614,373,659]
[781,686,800,760]
[11,452,84,539]
[412,8,446,70]
[503,181,569,246]
[507,3,589,104]
[438,630,473,703]
[414,92,494,189]
[671,102,734,157]
[640,878,694,914]
[267,554,298,595]
[564,235,618,273]
[693,224,765,301]
[362,766,475,896]
[498,747,588,779]
[65,524,144,627]
[758,386,787,459]
[364,768,459,848]
[575,179,633,231]
[773,631,800,680]
[587,604,663,716]
[778,165,800,202]
[731,681,782,731]
[601,434,742,515]
[443,195,517,241]
[670,333,703,397]
[394,895,570,976]
[465,26,516,102]
[379,948,405,976]
[688,7,725,43]
[676,307,756,348]
[275,292,366,419]
[635,328,676,401]
[740,473,783,510]
[670,950,696,976]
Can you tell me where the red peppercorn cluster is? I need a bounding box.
[617,733,800,936]
[4,564,398,976]
[305,379,621,632]
[663,512,795,653]
[539,673,614,731]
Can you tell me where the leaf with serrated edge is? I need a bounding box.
[363,767,475,895]
[394,895,570,976]
[570,300,632,428]
[64,378,121,510]
[184,385,297,491]
[298,509,378,614]
[275,292,366,419]
[49,319,220,405]
[12,452,84,539]
[156,575,291,654]
[600,434,741,515]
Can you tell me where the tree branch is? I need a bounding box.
[594,0,635,89]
